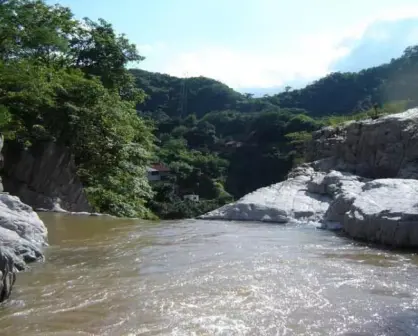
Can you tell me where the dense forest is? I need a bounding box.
[0,0,155,218]
[1,0,418,219]
[132,46,418,218]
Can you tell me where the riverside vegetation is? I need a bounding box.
[1,0,418,219]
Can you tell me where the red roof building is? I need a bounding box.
[151,163,171,172]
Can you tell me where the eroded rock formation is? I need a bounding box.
[200,108,418,248]
[2,141,91,213]
[0,137,48,302]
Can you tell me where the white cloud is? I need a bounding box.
[404,26,418,45]
[161,35,349,89]
[140,6,418,90]
[373,6,418,21]
[344,5,418,39]
[332,13,418,73]
[156,24,364,89]
[137,42,167,57]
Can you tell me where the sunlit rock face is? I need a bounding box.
[200,109,418,248]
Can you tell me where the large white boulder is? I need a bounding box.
[201,164,418,247]
[0,193,47,301]
[200,167,362,224]
[200,165,331,223]
[201,108,418,248]
[342,179,418,246]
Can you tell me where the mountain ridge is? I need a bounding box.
[132,45,418,118]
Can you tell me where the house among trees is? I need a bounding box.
[183,194,199,202]
[225,140,243,148]
[146,163,171,181]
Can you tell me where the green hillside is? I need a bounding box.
[132,46,418,218]
[1,0,417,219]
[133,45,418,119]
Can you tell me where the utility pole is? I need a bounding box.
[179,72,188,119]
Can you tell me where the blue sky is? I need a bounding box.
[47,0,418,93]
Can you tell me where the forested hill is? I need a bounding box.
[274,46,418,116]
[0,0,156,219]
[130,69,282,118]
[2,0,418,220]
[130,69,244,118]
[129,45,418,219]
[131,45,418,118]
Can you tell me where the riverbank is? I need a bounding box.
[200,108,418,248]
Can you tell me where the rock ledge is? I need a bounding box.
[0,193,47,301]
[200,108,418,248]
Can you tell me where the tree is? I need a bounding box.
[71,18,144,101]
[0,0,155,218]
[0,0,76,63]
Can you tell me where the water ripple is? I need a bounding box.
[0,215,417,335]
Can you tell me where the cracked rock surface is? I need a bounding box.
[0,193,47,301]
[200,108,418,248]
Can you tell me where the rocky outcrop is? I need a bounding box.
[200,108,418,248]
[2,141,91,213]
[341,179,418,246]
[307,108,418,179]
[0,193,47,301]
[200,165,332,223]
[0,137,49,301]
[200,166,359,225]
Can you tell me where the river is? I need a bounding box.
[0,213,418,335]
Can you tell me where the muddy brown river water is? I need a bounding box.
[0,213,418,335]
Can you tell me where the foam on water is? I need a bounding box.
[0,215,418,335]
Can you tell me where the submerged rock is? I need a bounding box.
[200,108,418,248]
[0,193,47,301]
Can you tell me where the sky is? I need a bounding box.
[47,0,418,94]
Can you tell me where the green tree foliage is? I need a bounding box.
[0,0,155,218]
[146,107,320,211]
[71,18,144,101]
[3,0,418,221]
[135,43,418,215]
[133,44,418,123]
[0,0,75,63]
[270,46,418,116]
[130,69,280,118]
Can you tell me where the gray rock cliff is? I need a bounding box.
[2,141,91,213]
[0,137,48,302]
[200,108,418,248]
[307,108,418,179]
